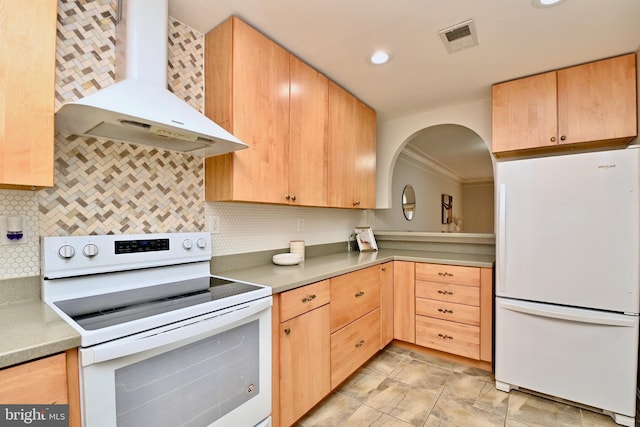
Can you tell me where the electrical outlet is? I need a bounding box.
[297,218,304,232]
[209,216,220,234]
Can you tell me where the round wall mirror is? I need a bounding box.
[402,185,416,220]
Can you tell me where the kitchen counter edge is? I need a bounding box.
[0,299,81,369]
[213,248,495,294]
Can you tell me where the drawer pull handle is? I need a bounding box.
[302,294,317,303]
[438,308,454,314]
[284,328,291,335]
[438,272,454,277]
[355,339,365,348]
[437,290,453,295]
[437,333,453,340]
[355,291,365,298]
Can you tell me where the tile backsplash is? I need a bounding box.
[0,0,364,280]
[0,192,40,279]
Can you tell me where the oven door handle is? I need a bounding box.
[82,297,272,366]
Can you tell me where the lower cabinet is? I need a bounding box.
[330,308,380,388]
[414,263,493,362]
[329,266,381,388]
[379,262,394,348]
[277,280,331,427]
[0,349,80,427]
[272,260,494,426]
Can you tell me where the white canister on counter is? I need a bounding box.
[289,240,305,260]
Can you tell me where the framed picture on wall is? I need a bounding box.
[442,194,453,224]
[354,226,378,252]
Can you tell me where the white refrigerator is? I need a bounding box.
[495,147,640,427]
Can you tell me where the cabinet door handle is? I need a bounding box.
[302,294,316,303]
[284,328,291,335]
[285,195,290,200]
[355,339,365,348]
[560,135,566,141]
[438,308,454,314]
[437,290,453,295]
[550,136,556,142]
[437,272,454,277]
[437,333,453,340]
[381,267,386,271]
[291,195,296,201]
[355,291,365,298]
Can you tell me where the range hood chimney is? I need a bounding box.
[55,0,247,157]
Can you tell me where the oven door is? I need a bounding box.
[78,298,272,427]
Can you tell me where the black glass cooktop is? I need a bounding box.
[55,277,263,331]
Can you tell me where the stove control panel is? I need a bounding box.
[42,232,212,279]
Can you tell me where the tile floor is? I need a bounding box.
[295,344,638,427]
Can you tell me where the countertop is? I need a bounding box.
[0,248,493,368]
[0,299,80,369]
[213,248,495,294]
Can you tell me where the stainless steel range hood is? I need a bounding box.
[55,0,247,157]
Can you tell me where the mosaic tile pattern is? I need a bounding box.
[0,191,40,280]
[205,202,366,256]
[39,134,204,236]
[168,17,204,113]
[39,0,206,237]
[55,0,116,110]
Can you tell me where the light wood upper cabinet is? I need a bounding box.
[492,53,637,156]
[204,16,290,204]
[327,82,377,209]
[288,55,328,207]
[0,0,56,189]
[204,16,376,208]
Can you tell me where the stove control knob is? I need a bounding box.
[58,245,75,259]
[183,239,193,250]
[83,243,99,258]
[197,238,207,249]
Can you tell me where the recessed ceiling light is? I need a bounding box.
[532,0,566,7]
[370,51,390,65]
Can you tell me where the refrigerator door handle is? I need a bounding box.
[499,299,637,327]
[498,183,506,293]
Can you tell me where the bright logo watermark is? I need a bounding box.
[0,405,68,426]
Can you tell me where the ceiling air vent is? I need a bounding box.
[439,19,479,53]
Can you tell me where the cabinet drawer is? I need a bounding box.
[330,308,380,388]
[330,267,380,332]
[416,316,479,360]
[415,298,480,326]
[415,281,479,306]
[280,280,330,322]
[0,353,68,404]
[415,263,480,286]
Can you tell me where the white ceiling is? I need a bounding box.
[169,0,640,179]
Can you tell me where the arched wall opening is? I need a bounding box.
[373,99,496,233]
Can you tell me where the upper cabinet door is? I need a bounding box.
[492,53,637,157]
[491,71,558,154]
[289,56,328,207]
[327,82,358,208]
[355,100,377,209]
[557,53,637,146]
[327,82,376,209]
[204,17,290,204]
[0,0,57,189]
